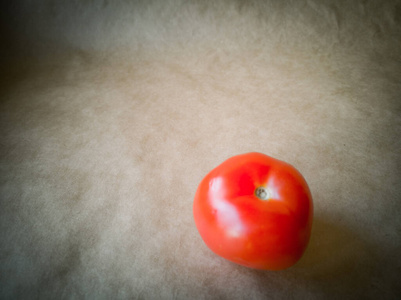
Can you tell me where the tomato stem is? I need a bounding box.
[255,187,270,200]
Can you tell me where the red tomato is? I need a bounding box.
[193,152,313,270]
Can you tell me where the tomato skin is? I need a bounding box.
[193,152,313,270]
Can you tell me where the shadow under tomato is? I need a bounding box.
[237,216,384,298]
[292,217,377,276]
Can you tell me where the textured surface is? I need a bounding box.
[1,0,401,299]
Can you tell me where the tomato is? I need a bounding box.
[193,152,313,270]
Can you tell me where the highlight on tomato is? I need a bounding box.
[193,152,313,270]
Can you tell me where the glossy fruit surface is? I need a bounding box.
[193,152,313,270]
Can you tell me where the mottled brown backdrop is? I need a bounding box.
[1,0,400,299]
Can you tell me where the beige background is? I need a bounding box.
[1,0,400,299]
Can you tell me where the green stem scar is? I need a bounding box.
[255,186,270,200]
